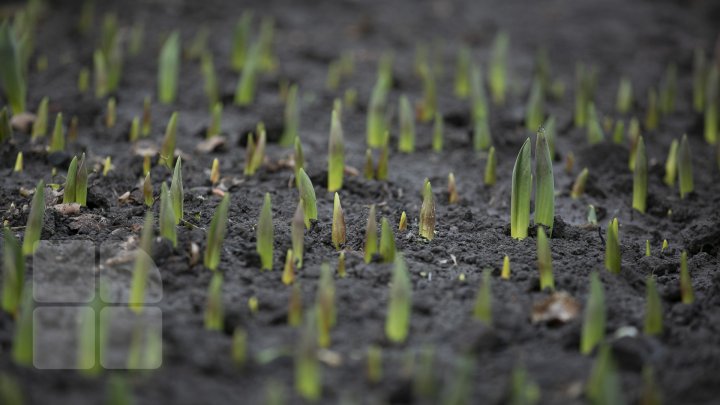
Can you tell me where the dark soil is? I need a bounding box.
[2,0,720,404]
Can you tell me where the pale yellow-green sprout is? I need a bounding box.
[364,204,378,264]
[385,253,412,343]
[327,108,345,192]
[332,193,346,250]
[282,249,295,286]
[291,200,304,268]
[256,193,274,271]
[419,180,435,240]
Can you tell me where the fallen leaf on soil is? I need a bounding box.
[196,136,226,153]
[344,165,359,176]
[531,291,580,324]
[211,188,225,197]
[189,242,200,266]
[10,112,35,133]
[53,203,81,216]
[133,141,158,157]
[317,349,342,367]
[117,191,134,205]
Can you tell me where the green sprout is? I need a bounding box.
[328,108,345,191]
[501,255,511,280]
[364,149,374,179]
[22,180,45,256]
[643,276,662,336]
[258,16,277,71]
[454,46,470,99]
[544,115,557,157]
[77,67,90,94]
[571,167,589,199]
[484,146,497,186]
[0,23,27,114]
[633,136,647,213]
[386,253,412,343]
[326,61,341,91]
[158,31,181,104]
[206,102,222,138]
[128,20,144,56]
[662,239,669,252]
[234,42,261,106]
[509,362,541,405]
[471,66,492,151]
[537,227,554,290]
[448,173,459,204]
[364,204,378,263]
[245,123,267,175]
[49,113,65,153]
[204,193,230,271]
[292,200,304,268]
[398,211,407,232]
[580,272,606,355]
[280,84,299,146]
[419,180,435,240]
[170,156,184,224]
[473,269,492,324]
[680,250,694,304]
[332,192,346,250]
[93,50,107,98]
[535,129,555,231]
[102,156,112,176]
[367,345,383,383]
[640,366,663,405]
[574,63,597,127]
[232,327,247,367]
[616,76,633,114]
[611,119,625,144]
[646,240,651,257]
[142,96,152,136]
[295,311,321,401]
[62,155,86,205]
[204,272,224,331]
[413,346,436,399]
[488,32,509,105]
[337,251,346,278]
[419,64,437,122]
[678,134,694,198]
[186,27,210,61]
[316,262,335,348]
[129,212,154,313]
[143,173,153,207]
[159,183,177,247]
[366,80,389,148]
[605,218,620,274]
[13,152,22,172]
[288,283,303,327]
[586,344,624,404]
[398,95,416,153]
[586,102,605,145]
[645,88,659,130]
[231,12,253,71]
[31,96,48,139]
[282,249,295,285]
[705,100,717,145]
[77,153,88,207]
[525,78,544,132]
[12,290,33,366]
[294,137,305,184]
[297,168,317,228]
[693,48,707,113]
[511,138,531,239]
[257,193,274,271]
[376,141,389,180]
[379,217,396,263]
[201,53,219,106]
[430,112,444,152]
[2,228,24,316]
[0,373,24,404]
[659,63,677,115]
[159,112,178,169]
[129,116,140,142]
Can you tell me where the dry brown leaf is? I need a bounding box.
[531,291,580,324]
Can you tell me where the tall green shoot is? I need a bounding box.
[534,129,554,231]
[158,31,180,104]
[537,227,554,290]
[678,134,693,198]
[159,183,177,247]
[327,108,345,191]
[22,180,44,256]
[605,218,620,274]
[0,23,27,114]
[257,193,274,271]
[204,193,230,271]
[398,95,415,153]
[385,253,412,343]
[511,138,531,239]
[633,136,647,213]
[580,272,606,355]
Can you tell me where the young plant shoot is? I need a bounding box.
[398,95,416,153]
[448,173,458,204]
[537,227,554,290]
[489,32,509,105]
[280,84,299,146]
[143,173,153,207]
[235,43,261,106]
[282,249,295,285]
[332,193,346,250]
[419,180,436,240]
[12,291,33,366]
[432,112,444,152]
[501,255,511,279]
[22,180,45,256]
[210,158,220,185]
[473,269,492,324]
[678,134,694,198]
[2,229,24,316]
[0,23,27,114]
[158,31,181,104]
[386,253,412,343]
[32,97,48,139]
[586,103,605,145]
[204,272,224,331]
[170,156,184,224]
[379,217,396,263]
[586,344,624,404]
[49,113,65,153]
[231,12,252,71]
[525,78,544,132]
[643,276,662,336]
[605,218,620,274]
[580,272,606,355]
[204,193,230,271]
[327,108,344,192]
[294,137,305,184]
[485,146,497,186]
[129,212,154,313]
[206,102,222,138]
[257,193,274,271]
[366,80,388,148]
[297,169,317,228]
[511,138,531,239]
[159,112,178,169]
[616,76,633,114]
[316,263,335,348]
[291,200,304,268]
[295,311,321,401]
[633,136,647,213]
[398,211,407,232]
[454,46,470,99]
[571,167,589,199]
[535,128,554,231]
[159,183,177,247]
[364,204,378,263]
[680,250,694,304]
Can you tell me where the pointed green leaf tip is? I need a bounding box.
[75,153,89,207]
[633,136,647,213]
[170,156,184,224]
[473,269,492,324]
[0,22,27,114]
[678,134,694,199]
[534,129,554,231]
[279,84,299,146]
[605,218,620,274]
[49,113,65,153]
[2,228,24,316]
[159,112,178,169]
[297,168,317,228]
[398,95,415,153]
[204,193,230,271]
[364,204,378,264]
[331,192,346,250]
[327,108,344,192]
[419,181,435,240]
[22,180,45,256]
[158,30,180,104]
[204,272,224,331]
[386,253,412,343]
[379,217,396,263]
[159,183,177,247]
[537,226,554,291]
[580,272,606,355]
[129,212,154,314]
[680,250,694,304]
[511,138,531,239]
[63,156,78,204]
[257,193,274,271]
[643,276,662,336]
